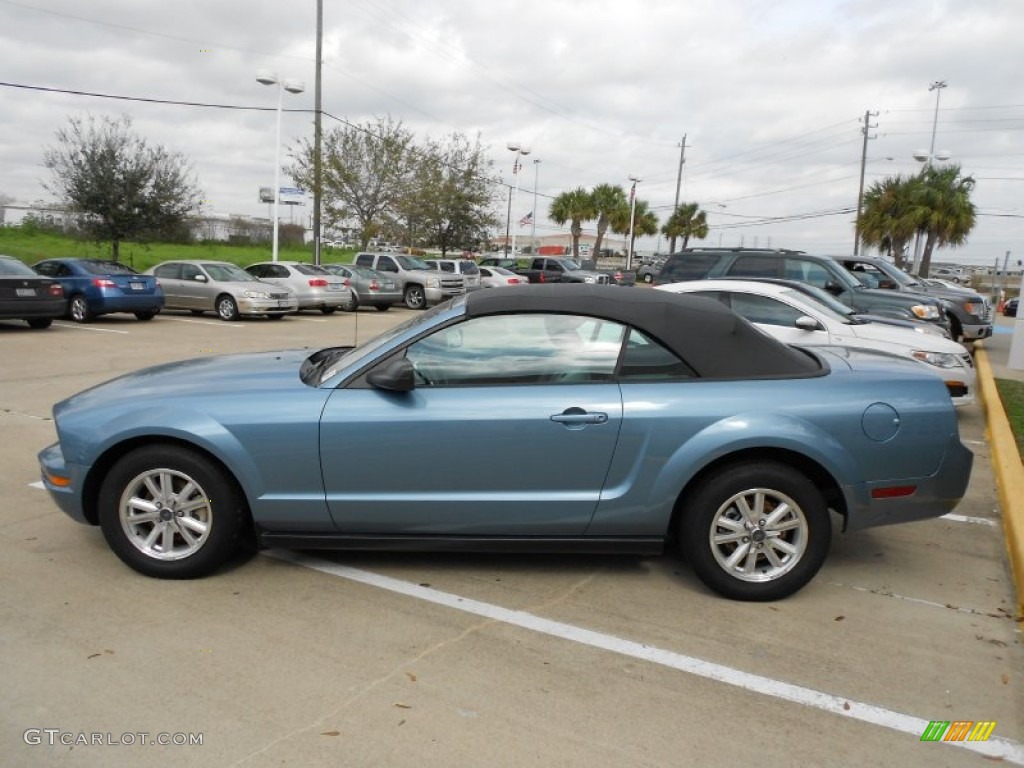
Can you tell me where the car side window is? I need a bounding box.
[783,258,832,289]
[656,252,720,282]
[267,265,289,278]
[405,313,625,387]
[726,293,805,327]
[247,265,267,278]
[377,256,398,273]
[354,254,372,267]
[181,264,201,281]
[728,255,781,278]
[617,329,696,380]
[154,263,181,279]
[34,262,56,276]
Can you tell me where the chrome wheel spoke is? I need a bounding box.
[767,536,799,558]
[763,502,792,528]
[178,515,208,535]
[142,524,162,550]
[709,486,808,583]
[724,541,751,570]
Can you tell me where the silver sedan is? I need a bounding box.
[245,261,353,314]
[321,263,403,311]
[147,260,297,320]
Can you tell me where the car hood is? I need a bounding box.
[844,319,966,354]
[55,349,315,416]
[853,285,941,307]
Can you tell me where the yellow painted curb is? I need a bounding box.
[974,343,1024,619]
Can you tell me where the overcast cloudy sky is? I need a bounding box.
[1,0,1021,264]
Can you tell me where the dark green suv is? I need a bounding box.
[654,248,948,331]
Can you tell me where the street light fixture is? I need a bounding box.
[507,143,531,258]
[626,176,641,270]
[909,80,950,272]
[257,71,304,262]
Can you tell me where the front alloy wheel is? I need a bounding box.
[217,295,240,321]
[98,445,245,578]
[404,285,426,310]
[680,462,830,601]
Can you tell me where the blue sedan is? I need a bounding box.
[37,285,973,600]
[32,258,164,322]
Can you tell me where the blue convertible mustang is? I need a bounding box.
[38,285,973,600]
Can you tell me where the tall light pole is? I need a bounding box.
[531,158,541,252]
[507,142,531,258]
[257,71,304,262]
[626,176,641,271]
[909,80,950,273]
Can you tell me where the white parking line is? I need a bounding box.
[28,481,45,490]
[268,550,1024,764]
[53,323,129,334]
[161,317,245,328]
[941,513,998,526]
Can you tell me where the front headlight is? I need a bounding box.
[243,290,271,299]
[426,277,441,288]
[911,350,963,369]
[911,304,940,320]
[962,302,982,316]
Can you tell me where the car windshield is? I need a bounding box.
[83,260,139,275]
[203,263,260,282]
[779,289,853,325]
[293,264,330,275]
[0,257,37,276]
[561,260,583,271]
[458,261,480,275]
[396,255,431,270]
[316,298,465,385]
[783,283,859,322]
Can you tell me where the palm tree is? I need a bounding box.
[610,199,658,261]
[858,174,920,269]
[549,187,596,260]
[661,202,709,252]
[914,165,977,278]
[590,184,628,259]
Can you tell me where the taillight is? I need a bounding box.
[92,278,117,288]
[48,284,64,297]
[308,278,328,287]
[507,278,518,285]
[342,278,351,288]
[368,280,379,291]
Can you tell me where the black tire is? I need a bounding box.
[267,313,285,320]
[97,445,247,579]
[190,310,205,316]
[69,295,93,323]
[948,315,963,343]
[216,294,240,321]
[404,285,426,310]
[342,295,359,312]
[134,311,157,321]
[27,318,53,329]
[375,304,391,312]
[321,306,337,315]
[678,462,830,601]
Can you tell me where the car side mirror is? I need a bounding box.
[878,279,898,290]
[367,358,416,392]
[824,280,843,296]
[193,274,208,282]
[795,315,821,331]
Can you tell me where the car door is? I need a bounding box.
[152,263,186,308]
[177,263,209,310]
[319,312,625,535]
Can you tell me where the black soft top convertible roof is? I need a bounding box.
[464,284,821,379]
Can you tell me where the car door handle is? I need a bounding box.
[550,407,608,426]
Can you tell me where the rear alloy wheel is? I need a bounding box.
[98,445,246,579]
[679,462,830,601]
[69,295,93,323]
[216,295,240,321]
[404,285,426,310]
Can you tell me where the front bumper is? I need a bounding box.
[238,297,299,315]
[960,322,993,341]
[38,442,90,524]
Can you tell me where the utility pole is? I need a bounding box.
[312,0,323,265]
[670,134,687,253]
[853,110,878,256]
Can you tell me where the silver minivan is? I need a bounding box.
[148,260,298,320]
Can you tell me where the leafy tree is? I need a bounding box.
[590,184,628,260]
[42,114,202,261]
[395,132,498,256]
[858,174,921,268]
[290,115,417,250]
[611,199,658,261]
[549,188,596,260]
[662,202,708,251]
[914,165,977,278]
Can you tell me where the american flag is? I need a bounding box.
[519,211,533,226]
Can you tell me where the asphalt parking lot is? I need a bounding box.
[2,307,1022,767]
